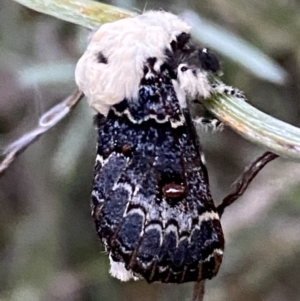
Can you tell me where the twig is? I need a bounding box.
[217,151,279,217]
[0,89,84,177]
[192,280,205,301]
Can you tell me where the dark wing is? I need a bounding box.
[91,64,224,283]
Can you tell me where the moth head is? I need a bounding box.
[198,48,221,73]
[175,47,220,100]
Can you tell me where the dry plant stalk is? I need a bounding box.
[0,89,84,177]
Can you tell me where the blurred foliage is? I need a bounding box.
[1,0,300,301]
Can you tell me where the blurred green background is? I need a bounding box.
[1,0,300,300]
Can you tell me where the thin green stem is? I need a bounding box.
[205,92,300,160]
[13,0,133,29]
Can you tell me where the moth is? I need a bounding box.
[75,10,228,283]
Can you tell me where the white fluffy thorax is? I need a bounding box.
[75,11,191,115]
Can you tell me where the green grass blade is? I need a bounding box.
[13,0,133,29]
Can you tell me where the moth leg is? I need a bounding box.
[211,83,247,101]
[193,82,247,132]
[193,109,224,133]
